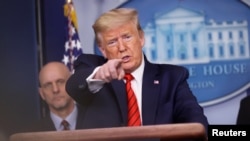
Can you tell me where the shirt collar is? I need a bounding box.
[131,55,145,83]
[50,103,78,130]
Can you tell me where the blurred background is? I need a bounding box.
[0,0,249,140]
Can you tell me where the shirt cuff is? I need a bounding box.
[86,66,105,93]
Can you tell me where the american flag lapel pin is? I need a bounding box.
[154,80,159,84]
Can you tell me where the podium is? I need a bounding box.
[10,123,207,141]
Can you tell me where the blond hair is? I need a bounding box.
[92,8,143,44]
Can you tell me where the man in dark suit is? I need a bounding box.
[23,62,85,132]
[66,7,208,135]
[236,88,250,124]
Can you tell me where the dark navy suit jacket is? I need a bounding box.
[237,95,250,124]
[66,54,209,133]
[22,104,86,132]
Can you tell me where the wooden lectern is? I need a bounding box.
[10,123,207,141]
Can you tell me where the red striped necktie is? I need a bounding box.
[124,73,141,126]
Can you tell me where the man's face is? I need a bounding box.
[98,21,145,73]
[39,67,73,112]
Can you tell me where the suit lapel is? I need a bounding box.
[141,59,161,125]
[111,80,127,126]
[41,116,57,131]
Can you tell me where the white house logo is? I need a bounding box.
[116,0,250,107]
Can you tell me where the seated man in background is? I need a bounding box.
[66,7,208,137]
[23,62,85,132]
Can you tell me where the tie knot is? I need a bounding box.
[61,120,69,130]
[124,73,134,81]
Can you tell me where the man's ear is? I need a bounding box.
[96,34,107,58]
[98,46,107,58]
[139,30,145,49]
[38,87,45,100]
